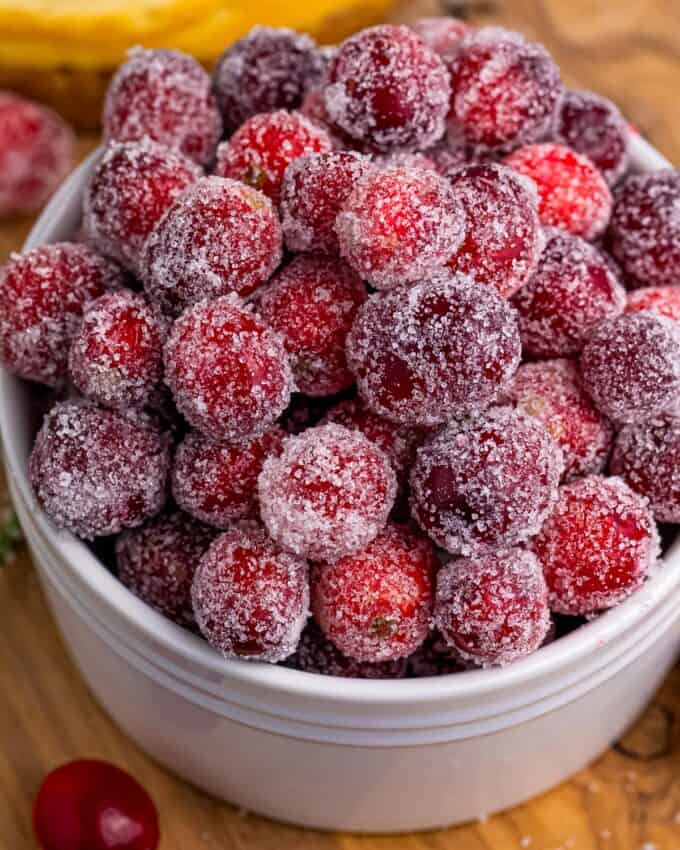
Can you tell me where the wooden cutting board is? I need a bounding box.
[2,1,680,847]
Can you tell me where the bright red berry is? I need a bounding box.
[409,17,472,61]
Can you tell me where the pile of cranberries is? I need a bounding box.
[2,19,678,680]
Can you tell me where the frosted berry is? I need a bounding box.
[30,401,170,539]
[34,760,159,850]
[311,523,436,662]
[626,286,680,323]
[163,296,293,443]
[192,522,309,662]
[0,91,75,217]
[324,25,451,152]
[215,110,332,204]
[532,475,658,615]
[580,312,680,424]
[213,27,324,135]
[506,359,613,481]
[410,406,564,554]
[511,228,626,358]
[410,17,472,61]
[336,166,465,289]
[255,254,366,397]
[0,242,123,386]
[505,142,612,240]
[446,163,544,298]
[448,27,562,150]
[258,423,397,562]
[141,176,282,318]
[172,426,284,528]
[435,548,551,666]
[280,151,373,254]
[346,272,521,426]
[103,48,222,166]
[83,139,200,273]
[69,290,163,409]
[116,511,215,626]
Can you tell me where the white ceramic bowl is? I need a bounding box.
[1,135,678,834]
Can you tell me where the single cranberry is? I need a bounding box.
[409,17,472,61]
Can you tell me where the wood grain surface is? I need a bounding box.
[2,1,680,847]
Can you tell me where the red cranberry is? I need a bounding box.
[409,17,472,61]
[626,286,680,323]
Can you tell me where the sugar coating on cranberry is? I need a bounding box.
[141,176,282,318]
[259,423,397,562]
[505,142,612,240]
[406,630,469,677]
[610,416,680,523]
[69,290,163,409]
[532,475,659,615]
[255,254,366,397]
[30,401,170,539]
[215,110,332,204]
[448,27,562,150]
[336,166,465,289]
[626,286,680,323]
[280,151,373,254]
[373,151,438,172]
[311,523,436,662]
[435,548,551,667]
[103,48,222,166]
[552,89,629,186]
[607,170,680,288]
[346,272,521,426]
[410,406,564,554]
[324,25,451,152]
[409,17,472,61]
[163,296,293,443]
[83,139,200,273]
[213,26,324,135]
[284,621,408,678]
[446,163,544,298]
[0,92,75,217]
[116,511,215,626]
[506,359,613,481]
[511,228,626,358]
[172,426,284,528]
[580,312,680,424]
[192,522,309,662]
[0,242,123,386]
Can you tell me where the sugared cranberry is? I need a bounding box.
[215,110,332,204]
[69,291,163,409]
[0,242,123,386]
[34,759,159,850]
[0,92,75,217]
[409,17,472,61]
[30,401,170,539]
[141,176,282,318]
[410,406,564,554]
[259,423,397,562]
[506,359,613,481]
[511,228,626,358]
[324,25,451,152]
[213,27,324,135]
[192,522,309,662]
[83,139,200,273]
[552,89,629,186]
[607,170,680,288]
[532,475,658,614]
[164,296,293,443]
[280,151,373,254]
[311,523,436,662]
[435,548,551,666]
[626,286,680,323]
[580,312,680,423]
[446,163,544,298]
[172,426,284,528]
[346,272,521,426]
[448,27,562,150]
[116,511,215,626]
[255,254,366,397]
[336,166,465,289]
[505,143,612,240]
[103,48,222,166]
[406,631,469,677]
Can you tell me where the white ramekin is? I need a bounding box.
[1,135,678,834]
